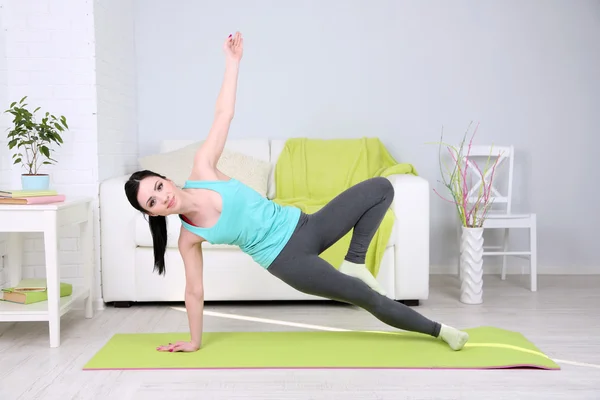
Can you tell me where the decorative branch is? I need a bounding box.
[428,121,502,228]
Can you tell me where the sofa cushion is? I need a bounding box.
[134,211,397,250]
[137,141,272,197]
[160,139,271,161]
[267,139,286,199]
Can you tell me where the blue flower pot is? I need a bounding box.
[21,174,50,191]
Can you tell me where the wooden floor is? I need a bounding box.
[1,274,599,399]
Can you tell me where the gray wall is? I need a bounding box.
[133,0,600,274]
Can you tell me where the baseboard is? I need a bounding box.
[431,264,600,275]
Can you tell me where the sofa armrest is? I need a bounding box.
[99,173,138,302]
[387,174,430,301]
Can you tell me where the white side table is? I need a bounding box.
[0,196,95,347]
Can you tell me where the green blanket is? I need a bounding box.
[273,137,417,277]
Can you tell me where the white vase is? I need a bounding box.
[459,226,484,304]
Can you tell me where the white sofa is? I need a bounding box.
[99,139,430,306]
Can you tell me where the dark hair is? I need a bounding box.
[124,170,168,276]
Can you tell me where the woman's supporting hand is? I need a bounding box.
[224,31,243,63]
[156,340,200,352]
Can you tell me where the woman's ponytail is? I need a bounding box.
[148,215,168,275]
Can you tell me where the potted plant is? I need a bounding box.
[432,121,502,304]
[4,96,68,191]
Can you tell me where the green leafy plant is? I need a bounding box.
[4,96,68,175]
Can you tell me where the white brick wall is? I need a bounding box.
[0,2,11,287]
[0,0,137,305]
[0,0,101,303]
[93,0,137,303]
[94,0,137,182]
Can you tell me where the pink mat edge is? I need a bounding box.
[83,364,561,371]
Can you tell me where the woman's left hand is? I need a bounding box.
[156,341,199,352]
[224,31,243,62]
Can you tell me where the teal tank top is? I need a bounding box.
[179,178,301,269]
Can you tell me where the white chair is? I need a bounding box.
[457,145,537,291]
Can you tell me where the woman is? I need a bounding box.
[124,32,469,353]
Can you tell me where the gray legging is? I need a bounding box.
[268,177,441,337]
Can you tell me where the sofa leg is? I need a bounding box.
[397,299,419,307]
[113,301,133,308]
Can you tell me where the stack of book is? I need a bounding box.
[0,189,65,204]
[1,278,73,304]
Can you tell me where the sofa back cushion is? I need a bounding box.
[160,139,271,162]
[267,139,286,199]
[138,139,272,197]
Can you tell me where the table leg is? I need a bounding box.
[81,202,94,318]
[7,233,23,287]
[44,211,60,348]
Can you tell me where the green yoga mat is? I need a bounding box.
[83,327,559,370]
